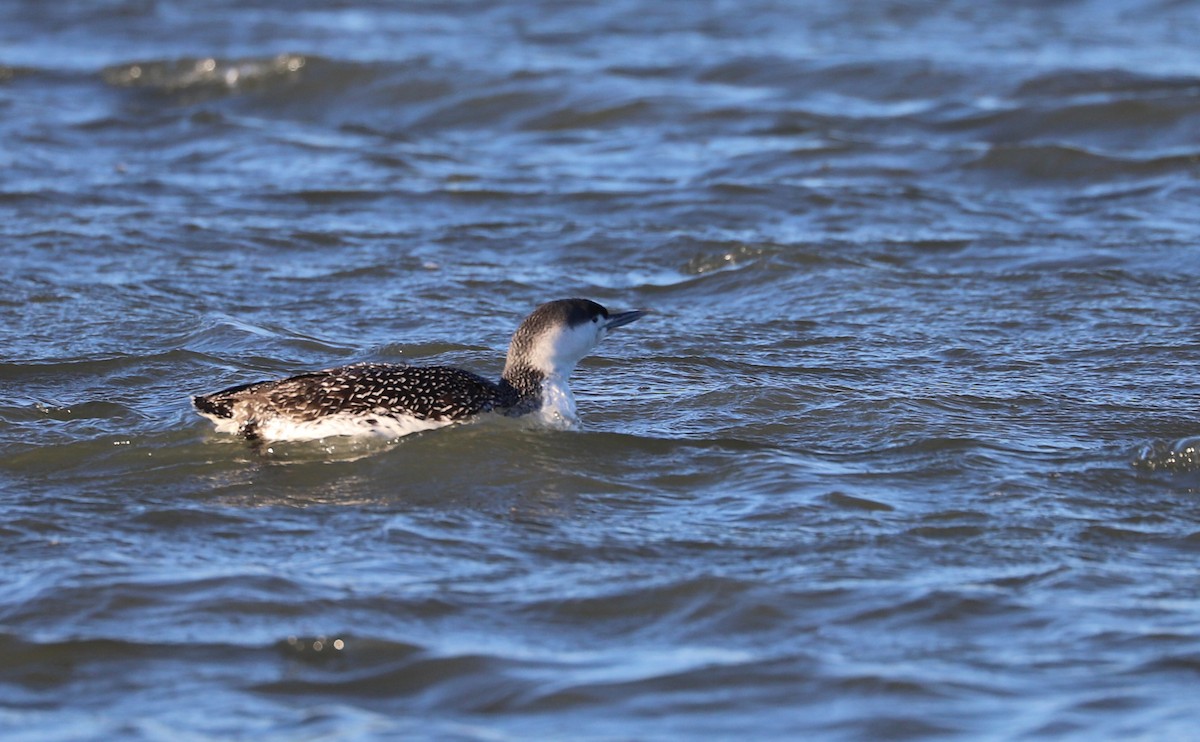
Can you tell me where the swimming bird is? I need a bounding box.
[192,298,647,441]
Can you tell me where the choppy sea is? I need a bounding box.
[3,1,1200,739]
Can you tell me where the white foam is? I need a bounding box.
[535,374,582,430]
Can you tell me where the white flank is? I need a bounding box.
[198,411,453,442]
[198,412,247,436]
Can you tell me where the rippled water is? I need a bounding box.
[3,1,1200,739]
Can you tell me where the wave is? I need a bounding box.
[963,143,1200,183]
[102,54,307,95]
[1134,436,1200,473]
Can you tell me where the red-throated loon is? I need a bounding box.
[192,298,647,441]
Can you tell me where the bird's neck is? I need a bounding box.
[499,363,578,425]
[499,364,546,414]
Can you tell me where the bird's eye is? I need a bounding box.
[592,316,600,323]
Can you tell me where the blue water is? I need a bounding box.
[3,1,1200,739]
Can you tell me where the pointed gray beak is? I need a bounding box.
[604,309,647,330]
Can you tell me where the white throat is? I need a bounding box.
[510,323,597,380]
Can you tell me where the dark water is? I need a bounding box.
[4,1,1200,738]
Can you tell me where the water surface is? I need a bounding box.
[3,1,1200,739]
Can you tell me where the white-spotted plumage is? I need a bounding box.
[192,298,646,442]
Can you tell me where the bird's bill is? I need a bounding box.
[604,309,647,330]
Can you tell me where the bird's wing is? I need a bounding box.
[196,362,504,422]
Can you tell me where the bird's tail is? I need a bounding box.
[192,393,234,418]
